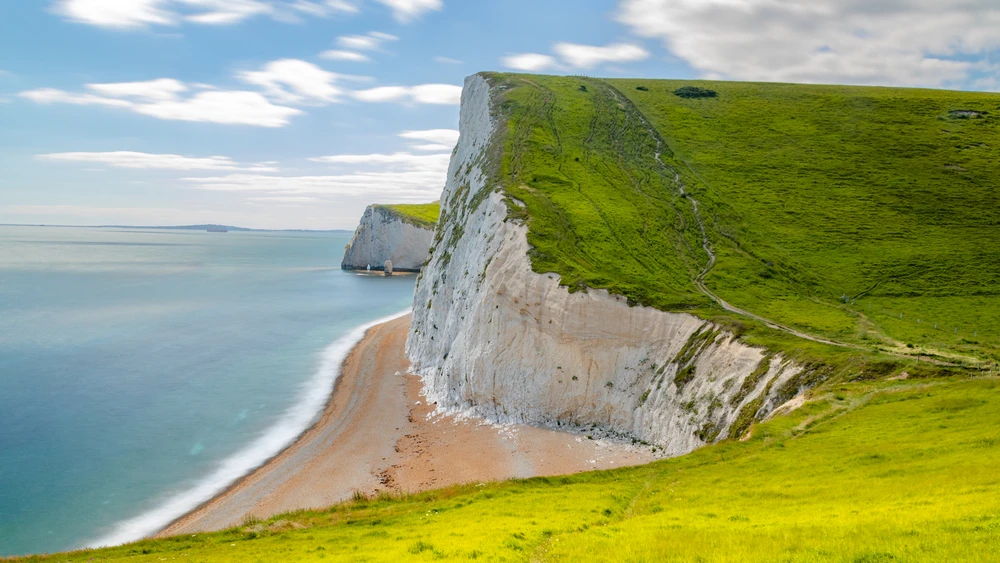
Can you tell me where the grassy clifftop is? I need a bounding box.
[375,202,441,229]
[489,74,1000,367]
[15,376,999,562]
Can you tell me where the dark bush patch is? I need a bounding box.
[674,86,718,99]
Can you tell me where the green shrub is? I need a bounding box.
[673,86,717,98]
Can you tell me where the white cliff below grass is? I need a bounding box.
[342,205,435,272]
[407,74,813,457]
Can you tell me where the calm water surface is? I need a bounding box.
[0,226,414,556]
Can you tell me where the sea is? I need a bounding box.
[0,226,415,557]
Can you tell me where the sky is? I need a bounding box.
[2,0,999,230]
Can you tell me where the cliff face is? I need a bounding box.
[342,206,435,272]
[407,75,808,456]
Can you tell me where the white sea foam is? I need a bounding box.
[87,309,411,548]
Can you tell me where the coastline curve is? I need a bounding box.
[86,309,412,548]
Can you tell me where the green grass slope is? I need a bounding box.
[376,202,441,229]
[15,376,999,562]
[489,74,1000,367]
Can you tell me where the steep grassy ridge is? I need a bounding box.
[614,79,1000,364]
[499,75,709,311]
[17,376,999,562]
[378,202,441,229]
[490,74,1000,366]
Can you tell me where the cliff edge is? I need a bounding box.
[406,74,815,456]
[342,203,439,272]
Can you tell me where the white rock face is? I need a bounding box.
[407,74,807,456]
[342,206,435,272]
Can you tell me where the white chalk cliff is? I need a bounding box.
[407,74,811,456]
[342,205,435,272]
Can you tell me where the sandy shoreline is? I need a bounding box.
[158,315,654,536]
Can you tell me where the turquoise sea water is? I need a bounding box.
[0,226,415,557]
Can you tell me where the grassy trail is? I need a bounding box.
[605,80,853,350]
[613,80,965,368]
[611,78,1000,366]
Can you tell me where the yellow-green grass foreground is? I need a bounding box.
[13,376,999,562]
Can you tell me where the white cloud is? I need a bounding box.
[53,0,173,28]
[137,91,301,125]
[552,42,649,69]
[184,170,444,201]
[502,53,559,72]
[286,0,325,17]
[433,56,462,65]
[335,73,376,84]
[20,58,349,126]
[408,144,450,151]
[319,50,370,62]
[288,0,357,17]
[502,43,648,72]
[239,59,342,104]
[178,0,272,25]
[399,128,459,149]
[336,31,398,51]
[351,86,409,103]
[87,78,188,101]
[247,196,321,203]
[184,147,450,202]
[51,0,360,29]
[322,0,358,13]
[374,0,441,23]
[972,75,1000,92]
[409,84,462,104]
[37,151,279,172]
[21,80,302,127]
[352,83,461,105]
[20,88,135,109]
[616,0,1000,88]
[310,152,449,167]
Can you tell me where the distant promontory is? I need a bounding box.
[341,203,439,272]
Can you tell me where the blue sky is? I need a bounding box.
[2,1,999,229]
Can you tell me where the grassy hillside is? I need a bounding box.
[14,375,999,562]
[377,202,441,229]
[489,74,1000,367]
